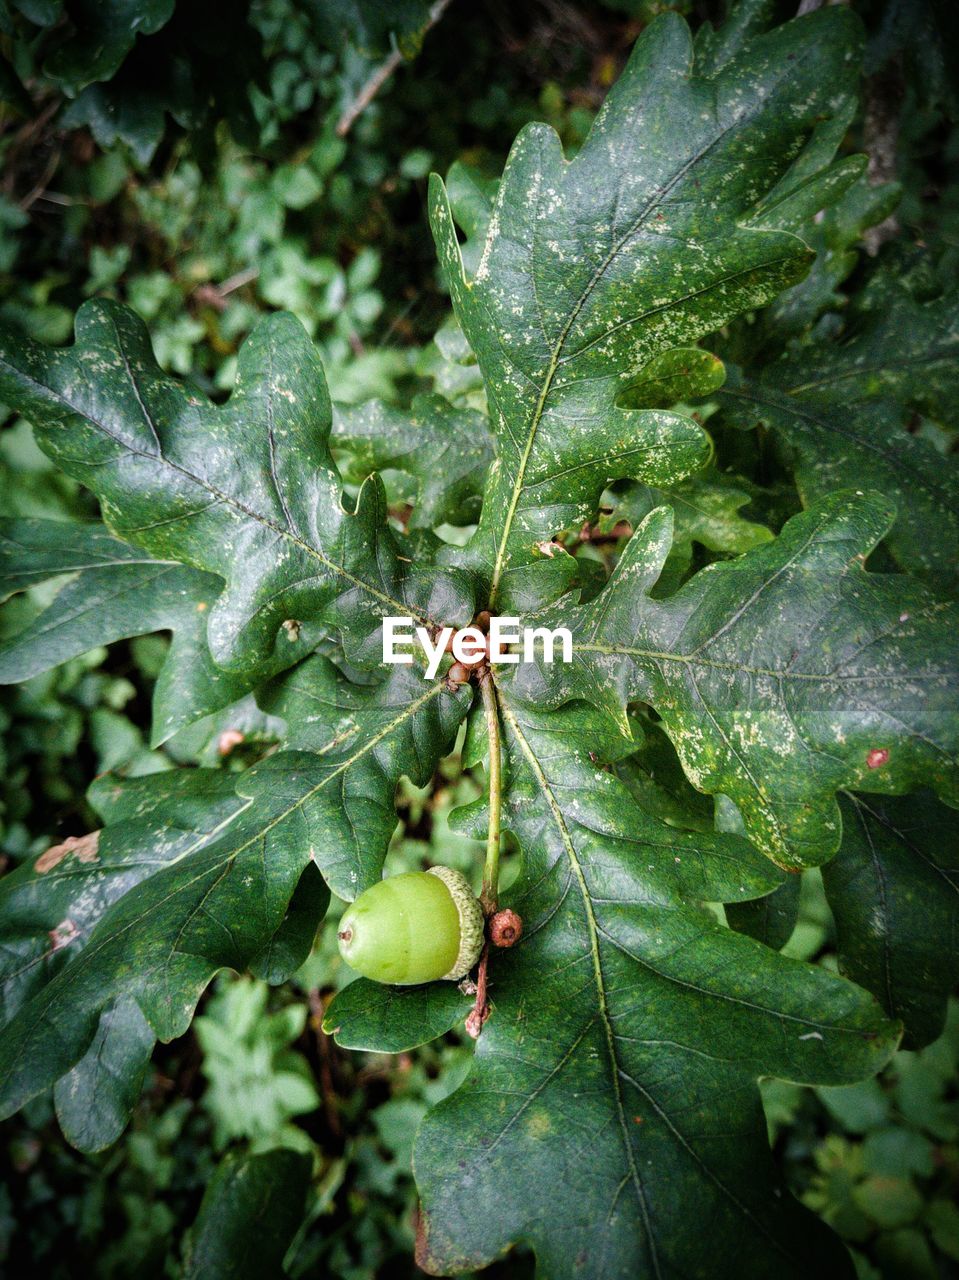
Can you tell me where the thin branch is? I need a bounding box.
[17,146,62,212]
[0,99,58,198]
[336,48,404,139]
[335,0,454,138]
[219,266,260,297]
[192,267,260,313]
[465,943,491,1039]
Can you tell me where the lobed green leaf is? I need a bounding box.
[430,6,864,609]
[512,491,959,868]
[414,696,899,1278]
[0,303,476,675]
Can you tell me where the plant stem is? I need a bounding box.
[479,671,502,915]
[465,944,490,1040]
[335,0,454,138]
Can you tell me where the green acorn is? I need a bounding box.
[337,866,485,985]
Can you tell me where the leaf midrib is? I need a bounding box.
[498,692,817,1270]
[571,640,952,684]
[497,691,661,1276]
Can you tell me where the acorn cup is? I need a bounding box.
[337,866,485,985]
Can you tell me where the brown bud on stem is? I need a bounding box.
[465,1006,488,1039]
[489,908,523,948]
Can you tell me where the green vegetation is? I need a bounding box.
[0,1,956,1276]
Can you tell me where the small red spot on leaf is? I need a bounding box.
[866,748,889,769]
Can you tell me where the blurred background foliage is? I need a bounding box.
[0,0,956,1275]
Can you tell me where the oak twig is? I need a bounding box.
[465,944,491,1039]
[335,0,454,138]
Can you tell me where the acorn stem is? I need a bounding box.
[479,671,502,915]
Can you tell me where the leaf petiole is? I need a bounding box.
[478,671,502,915]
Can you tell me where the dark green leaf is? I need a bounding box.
[750,174,901,347]
[0,53,32,113]
[332,393,492,528]
[53,995,155,1153]
[720,308,959,590]
[726,877,802,952]
[252,661,473,898]
[513,491,959,868]
[601,468,774,592]
[615,347,725,410]
[324,979,471,1052]
[0,303,476,675]
[0,769,245,1026]
[0,667,469,1120]
[0,788,321,1119]
[777,286,959,428]
[251,862,329,986]
[613,719,715,834]
[0,519,320,744]
[429,7,863,608]
[61,83,167,167]
[43,0,175,94]
[443,159,497,277]
[0,517,142,598]
[182,1147,311,1280]
[307,0,436,59]
[414,695,898,1279]
[822,791,959,1049]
